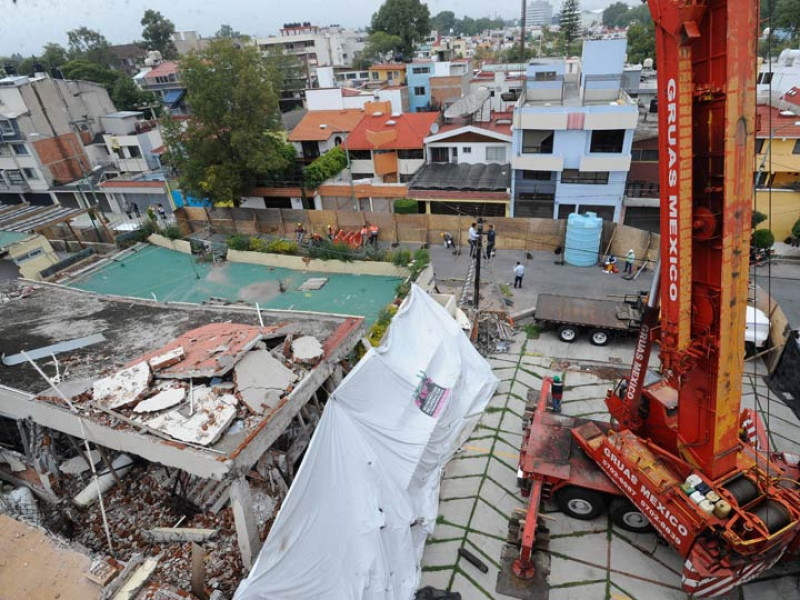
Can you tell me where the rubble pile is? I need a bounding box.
[473,311,516,356]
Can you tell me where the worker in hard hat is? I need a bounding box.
[624,249,635,275]
[551,375,564,412]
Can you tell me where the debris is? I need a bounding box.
[291,336,323,364]
[147,393,237,446]
[458,547,489,573]
[73,454,135,508]
[110,555,159,600]
[133,387,186,413]
[93,362,151,410]
[0,449,27,472]
[143,527,218,543]
[297,277,328,291]
[0,487,41,525]
[147,347,185,372]
[234,349,298,414]
[59,450,101,474]
[2,333,106,366]
[84,558,120,586]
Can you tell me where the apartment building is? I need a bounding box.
[288,108,367,161]
[510,39,637,221]
[101,112,163,173]
[406,60,471,112]
[134,61,187,115]
[526,1,554,26]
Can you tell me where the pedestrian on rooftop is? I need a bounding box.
[468,222,478,258]
[485,224,496,260]
[513,261,525,288]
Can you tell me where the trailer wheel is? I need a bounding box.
[589,329,610,346]
[556,486,607,520]
[609,497,653,533]
[558,325,578,343]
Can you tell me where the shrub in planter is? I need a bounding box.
[308,240,355,262]
[248,237,267,252]
[391,249,412,266]
[161,225,183,240]
[265,238,298,255]
[752,228,775,249]
[394,198,419,214]
[227,234,249,251]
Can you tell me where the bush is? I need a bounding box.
[392,248,412,266]
[161,224,183,240]
[412,247,430,266]
[393,198,419,214]
[265,238,299,255]
[362,244,388,262]
[752,228,775,249]
[792,217,800,240]
[227,234,249,251]
[248,237,267,252]
[752,211,768,229]
[303,147,348,189]
[395,280,411,299]
[376,305,398,328]
[307,240,354,262]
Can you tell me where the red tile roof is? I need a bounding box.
[287,109,366,142]
[782,86,800,108]
[341,87,363,97]
[143,61,179,79]
[756,104,800,139]
[369,63,407,71]
[344,111,439,150]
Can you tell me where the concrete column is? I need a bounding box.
[230,476,262,570]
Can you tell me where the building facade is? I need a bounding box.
[134,61,187,115]
[526,1,554,26]
[510,40,637,222]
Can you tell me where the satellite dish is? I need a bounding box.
[430,122,439,134]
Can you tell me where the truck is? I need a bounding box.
[535,293,771,352]
[509,0,800,596]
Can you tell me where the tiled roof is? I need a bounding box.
[344,111,439,150]
[143,61,179,79]
[756,104,800,139]
[369,63,407,71]
[782,86,800,108]
[287,110,366,142]
[341,87,363,97]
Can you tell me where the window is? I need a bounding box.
[522,170,551,180]
[758,72,773,84]
[348,149,372,160]
[127,146,142,158]
[399,173,414,182]
[398,149,424,159]
[351,172,373,180]
[462,147,471,154]
[411,67,430,75]
[486,147,506,161]
[755,139,765,153]
[0,119,13,135]
[12,143,28,156]
[430,147,450,163]
[14,248,43,263]
[414,86,426,96]
[22,168,38,180]
[561,170,610,185]
[590,130,625,153]
[522,130,554,154]
[755,171,771,188]
[333,136,343,146]
[641,149,658,161]
[371,72,379,81]
[534,71,557,81]
[793,139,800,154]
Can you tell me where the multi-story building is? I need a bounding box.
[0,73,115,206]
[510,39,637,221]
[288,108,368,162]
[107,44,149,76]
[424,111,513,166]
[172,31,210,56]
[757,48,800,105]
[469,68,525,113]
[344,110,439,183]
[134,61,187,115]
[368,63,406,87]
[526,1,554,26]
[101,111,163,173]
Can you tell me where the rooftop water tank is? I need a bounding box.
[564,212,603,267]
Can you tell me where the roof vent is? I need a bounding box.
[372,111,383,117]
[780,110,796,116]
[319,124,329,129]
[391,112,401,118]
[386,120,396,125]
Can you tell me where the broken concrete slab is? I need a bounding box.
[142,527,218,543]
[111,555,159,600]
[93,362,150,410]
[297,277,328,291]
[291,336,323,364]
[147,347,185,372]
[234,349,299,414]
[133,387,186,413]
[146,392,238,446]
[131,323,275,380]
[59,449,102,474]
[0,449,27,472]
[73,454,135,508]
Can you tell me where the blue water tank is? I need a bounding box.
[564,212,603,267]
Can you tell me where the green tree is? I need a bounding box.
[602,2,630,28]
[67,27,112,65]
[626,4,652,25]
[41,43,68,69]
[162,39,292,206]
[110,76,158,112]
[559,0,581,57]
[431,10,456,33]
[626,21,656,65]
[60,59,120,87]
[141,10,178,59]
[216,24,242,39]
[371,0,430,61]
[775,0,800,38]
[60,59,157,111]
[363,31,405,62]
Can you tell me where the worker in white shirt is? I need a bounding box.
[468,222,479,258]
[513,261,525,288]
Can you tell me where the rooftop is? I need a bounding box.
[436,111,514,138]
[757,104,800,138]
[409,162,511,191]
[141,61,179,79]
[369,63,407,71]
[345,111,439,150]
[287,109,366,142]
[0,203,87,233]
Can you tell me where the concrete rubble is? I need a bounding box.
[93,362,151,409]
[297,277,328,291]
[291,335,324,364]
[133,386,186,414]
[234,349,298,414]
[59,449,102,474]
[146,391,238,447]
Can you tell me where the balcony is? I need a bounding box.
[0,170,30,192]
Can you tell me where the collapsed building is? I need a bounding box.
[0,280,365,598]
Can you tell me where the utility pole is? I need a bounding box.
[520,0,527,61]
[474,218,484,310]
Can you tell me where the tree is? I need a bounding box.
[431,10,456,33]
[67,27,112,65]
[362,31,405,62]
[141,9,178,59]
[41,43,68,69]
[216,24,242,39]
[559,0,581,57]
[110,76,158,112]
[775,0,800,38]
[626,21,656,65]
[626,4,652,25]
[60,59,120,87]
[371,0,430,61]
[602,2,630,28]
[162,39,292,206]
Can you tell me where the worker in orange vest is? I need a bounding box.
[369,223,379,246]
[360,224,369,247]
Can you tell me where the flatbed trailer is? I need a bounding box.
[534,293,645,346]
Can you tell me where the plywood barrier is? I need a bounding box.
[148,233,192,254]
[227,249,409,277]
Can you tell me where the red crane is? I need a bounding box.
[511,0,800,595]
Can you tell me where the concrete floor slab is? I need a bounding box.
[549,555,608,586]
[470,498,512,538]
[549,582,607,600]
[432,521,467,541]
[439,498,478,528]
[545,512,607,537]
[479,410,503,430]
[609,534,681,585]
[444,456,489,479]
[419,568,453,591]
[549,531,608,566]
[421,540,463,568]
[608,572,684,600]
[440,476,482,501]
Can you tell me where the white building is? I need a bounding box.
[757,48,800,106]
[527,1,554,26]
[101,112,163,173]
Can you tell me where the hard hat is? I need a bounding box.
[554,375,561,382]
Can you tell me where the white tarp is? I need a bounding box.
[235,285,498,600]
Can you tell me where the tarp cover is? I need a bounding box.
[235,285,498,600]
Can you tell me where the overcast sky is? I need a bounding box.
[2,0,627,57]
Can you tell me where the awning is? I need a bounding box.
[162,89,186,108]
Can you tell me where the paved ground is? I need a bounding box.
[419,332,800,599]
